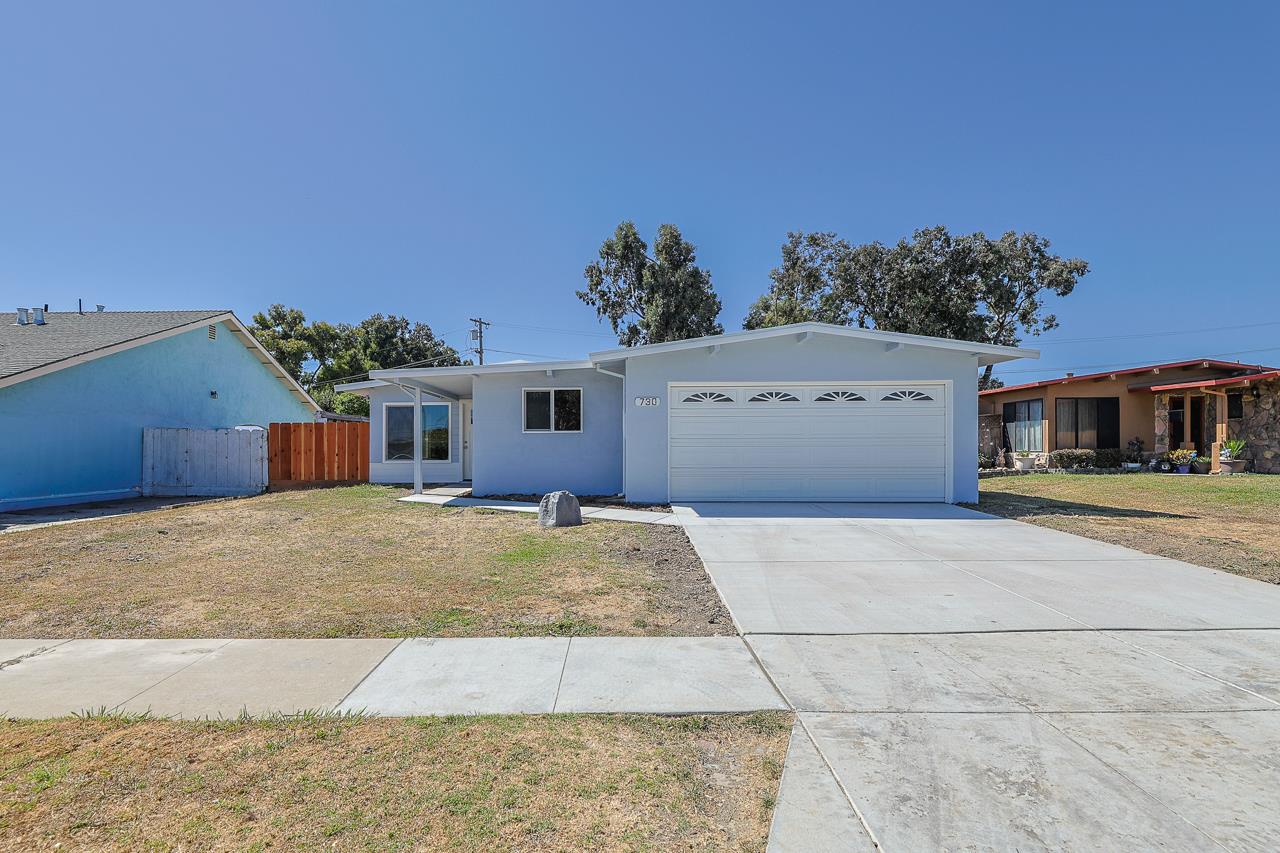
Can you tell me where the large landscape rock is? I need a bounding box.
[538,491,582,527]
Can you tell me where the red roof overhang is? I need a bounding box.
[1147,370,1280,393]
[981,359,1277,397]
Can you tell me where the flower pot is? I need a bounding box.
[1012,456,1037,471]
[1191,461,1212,475]
[1220,458,1247,474]
[1176,464,1191,474]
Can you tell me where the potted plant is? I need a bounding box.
[1220,438,1248,474]
[1191,453,1212,475]
[1123,437,1145,472]
[1012,451,1037,471]
[1167,448,1195,474]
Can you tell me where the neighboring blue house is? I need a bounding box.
[338,323,1036,504]
[0,309,317,511]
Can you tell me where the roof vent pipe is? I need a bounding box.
[96,304,105,312]
[32,306,46,325]
[15,308,29,325]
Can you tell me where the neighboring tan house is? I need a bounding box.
[979,359,1280,473]
[0,309,318,510]
[337,322,1036,504]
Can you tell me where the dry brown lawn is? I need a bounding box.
[0,486,730,639]
[977,474,1280,584]
[0,712,791,852]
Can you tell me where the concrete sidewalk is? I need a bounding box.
[0,636,785,719]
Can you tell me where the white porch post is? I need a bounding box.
[412,386,424,494]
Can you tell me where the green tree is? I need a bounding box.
[250,307,467,417]
[578,221,723,346]
[745,226,1087,385]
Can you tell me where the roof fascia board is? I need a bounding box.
[588,323,1035,363]
[370,359,594,379]
[223,313,320,411]
[0,312,231,392]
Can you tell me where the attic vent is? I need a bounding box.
[207,324,217,340]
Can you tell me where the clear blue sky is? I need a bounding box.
[3,1,1277,381]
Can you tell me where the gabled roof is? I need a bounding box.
[0,310,318,410]
[980,359,1276,397]
[589,322,1035,366]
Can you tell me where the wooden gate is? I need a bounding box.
[268,421,369,485]
[142,427,269,497]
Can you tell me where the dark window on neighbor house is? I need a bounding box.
[1055,397,1120,449]
[1228,393,1244,419]
[1002,399,1044,452]
[523,388,582,432]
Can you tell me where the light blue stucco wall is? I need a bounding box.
[620,335,981,504]
[472,367,623,496]
[0,322,314,511]
[366,384,464,484]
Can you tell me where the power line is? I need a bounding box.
[1036,319,1280,346]
[997,345,1280,376]
[483,347,574,360]
[486,320,615,338]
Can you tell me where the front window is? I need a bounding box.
[1002,399,1044,452]
[1228,393,1244,419]
[1055,397,1120,449]
[385,403,450,461]
[524,388,582,432]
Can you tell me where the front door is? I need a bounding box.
[461,400,473,481]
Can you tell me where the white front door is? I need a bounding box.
[667,382,949,501]
[461,400,473,481]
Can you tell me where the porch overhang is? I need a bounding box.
[1147,370,1280,394]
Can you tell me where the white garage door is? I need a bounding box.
[668,382,949,501]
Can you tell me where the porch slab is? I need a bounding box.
[336,637,569,715]
[553,637,785,713]
[0,639,229,718]
[119,639,401,718]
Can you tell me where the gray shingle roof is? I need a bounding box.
[0,310,229,381]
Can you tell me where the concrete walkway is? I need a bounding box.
[671,502,1280,852]
[399,492,680,524]
[0,637,784,719]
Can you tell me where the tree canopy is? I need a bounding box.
[578,221,723,346]
[249,306,467,416]
[744,226,1087,385]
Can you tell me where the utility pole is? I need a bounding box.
[469,317,491,365]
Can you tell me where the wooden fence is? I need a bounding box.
[143,427,269,497]
[268,421,369,485]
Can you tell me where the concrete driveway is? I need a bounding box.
[674,502,1280,852]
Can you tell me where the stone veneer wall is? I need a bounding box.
[979,413,1004,460]
[1153,394,1170,454]
[1230,378,1280,473]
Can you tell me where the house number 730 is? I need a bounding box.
[634,396,661,407]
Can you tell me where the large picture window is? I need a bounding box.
[1002,399,1044,452]
[384,403,450,462]
[1055,397,1119,449]
[523,388,582,432]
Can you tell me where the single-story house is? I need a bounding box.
[979,359,1280,472]
[336,322,1034,503]
[0,309,318,511]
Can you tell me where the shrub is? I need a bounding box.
[978,453,996,470]
[1049,448,1096,470]
[1093,448,1123,469]
[1167,448,1195,465]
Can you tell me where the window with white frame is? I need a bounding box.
[523,388,582,432]
[385,403,450,461]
